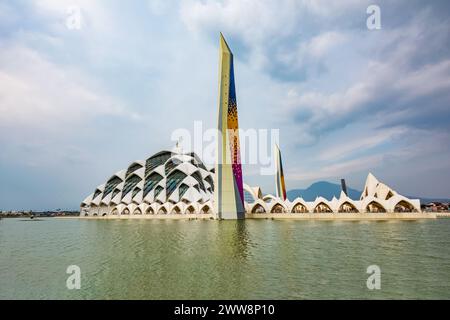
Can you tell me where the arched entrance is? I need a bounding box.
[394,201,417,213]
[314,202,332,213]
[292,203,308,213]
[157,207,167,215]
[171,206,181,214]
[201,206,212,215]
[366,201,386,213]
[186,206,195,214]
[271,204,285,214]
[251,204,266,214]
[339,202,359,213]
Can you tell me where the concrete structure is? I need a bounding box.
[214,34,245,220]
[244,173,423,215]
[79,34,433,220]
[80,151,214,217]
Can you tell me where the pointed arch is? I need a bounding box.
[394,200,418,213]
[291,203,308,213]
[171,206,182,215]
[366,201,386,213]
[133,208,142,215]
[270,203,287,214]
[157,207,167,215]
[251,203,267,214]
[185,205,196,214]
[339,202,359,213]
[314,202,333,213]
[201,205,212,215]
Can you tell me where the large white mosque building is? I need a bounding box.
[80,35,429,219]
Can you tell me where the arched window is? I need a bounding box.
[366,201,386,213]
[191,171,206,192]
[121,174,141,199]
[122,209,130,215]
[271,204,285,214]
[178,183,189,199]
[157,207,167,215]
[252,204,266,214]
[166,170,188,199]
[201,206,212,214]
[339,202,359,213]
[146,207,154,215]
[314,202,332,213]
[143,172,163,198]
[292,203,308,213]
[126,163,143,178]
[394,201,417,213]
[145,152,172,176]
[102,176,123,199]
[186,206,195,214]
[171,206,181,214]
[133,209,142,215]
[165,158,182,175]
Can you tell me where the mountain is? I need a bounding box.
[287,181,450,204]
[287,181,361,202]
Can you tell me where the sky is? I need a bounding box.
[1,0,450,211]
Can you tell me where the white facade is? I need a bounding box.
[82,157,422,217]
[244,173,422,214]
[80,151,214,217]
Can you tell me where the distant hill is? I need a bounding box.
[287,181,361,202]
[287,181,449,204]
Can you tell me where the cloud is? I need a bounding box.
[0,44,135,132]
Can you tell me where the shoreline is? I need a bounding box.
[57,212,437,221]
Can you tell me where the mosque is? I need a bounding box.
[80,34,428,220]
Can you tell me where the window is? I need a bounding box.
[111,189,120,199]
[165,158,181,175]
[93,189,102,200]
[191,171,206,192]
[145,152,172,176]
[179,183,189,199]
[143,172,163,198]
[126,163,143,178]
[132,187,141,199]
[205,175,214,192]
[102,176,122,199]
[166,170,187,199]
[154,186,164,198]
[121,175,141,199]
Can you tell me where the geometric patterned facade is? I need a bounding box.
[80,151,214,216]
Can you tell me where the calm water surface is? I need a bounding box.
[1,218,449,299]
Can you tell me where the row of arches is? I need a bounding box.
[250,200,418,214]
[87,204,213,217]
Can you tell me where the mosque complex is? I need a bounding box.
[80,34,434,220]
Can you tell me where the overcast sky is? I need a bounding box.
[1,0,450,210]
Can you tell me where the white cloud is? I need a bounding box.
[317,127,408,162]
[0,45,136,132]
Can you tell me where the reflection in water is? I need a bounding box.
[0,218,450,299]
